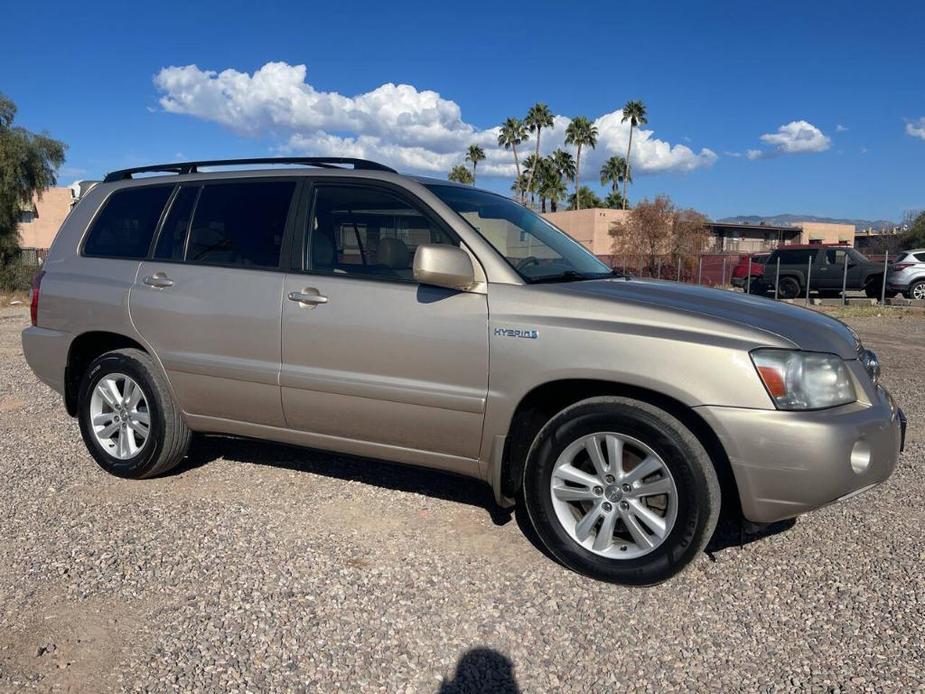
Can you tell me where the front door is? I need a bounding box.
[280,182,489,471]
[130,179,298,427]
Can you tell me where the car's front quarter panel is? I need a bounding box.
[478,282,787,483]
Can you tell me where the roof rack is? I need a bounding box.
[103,157,397,182]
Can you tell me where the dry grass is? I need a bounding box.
[0,292,29,307]
[811,304,925,320]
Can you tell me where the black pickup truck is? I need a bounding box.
[760,245,885,299]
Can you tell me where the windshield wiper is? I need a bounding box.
[528,270,621,284]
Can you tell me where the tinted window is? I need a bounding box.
[154,186,199,260]
[915,252,925,262]
[83,186,173,258]
[775,248,817,264]
[187,181,295,268]
[308,186,456,282]
[825,248,849,265]
[426,184,612,282]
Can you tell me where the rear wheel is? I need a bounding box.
[520,397,721,585]
[909,280,925,301]
[777,276,800,299]
[78,348,190,479]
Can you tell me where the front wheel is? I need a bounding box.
[77,348,191,479]
[520,397,720,585]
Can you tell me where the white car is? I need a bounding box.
[888,249,925,300]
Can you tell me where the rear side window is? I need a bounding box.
[916,252,925,262]
[83,186,173,258]
[187,181,295,268]
[775,248,816,264]
[154,186,199,260]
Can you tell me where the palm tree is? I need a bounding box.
[522,154,541,207]
[538,157,567,213]
[524,103,554,205]
[567,186,603,211]
[497,117,528,202]
[448,164,474,185]
[465,144,485,183]
[510,172,529,199]
[600,155,630,197]
[620,100,647,210]
[603,190,626,210]
[564,116,599,210]
[550,148,576,183]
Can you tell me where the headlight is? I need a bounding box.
[859,348,880,386]
[751,349,856,410]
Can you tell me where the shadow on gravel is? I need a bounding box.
[174,435,515,526]
[439,648,520,693]
[705,515,797,557]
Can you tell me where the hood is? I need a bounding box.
[548,277,859,359]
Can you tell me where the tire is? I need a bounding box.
[777,276,800,299]
[77,348,190,479]
[909,280,925,301]
[520,397,721,585]
[864,281,882,299]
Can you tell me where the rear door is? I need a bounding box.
[130,178,298,427]
[279,181,489,470]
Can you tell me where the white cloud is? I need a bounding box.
[747,120,831,160]
[906,117,925,140]
[154,62,716,177]
[835,123,849,133]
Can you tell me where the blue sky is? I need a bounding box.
[2,0,923,221]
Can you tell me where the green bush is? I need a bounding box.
[0,259,37,293]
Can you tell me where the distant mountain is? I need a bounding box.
[717,214,896,232]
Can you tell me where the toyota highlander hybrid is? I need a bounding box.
[22,157,905,584]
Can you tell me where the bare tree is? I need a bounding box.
[609,195,709,276]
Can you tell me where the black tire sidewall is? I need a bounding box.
[522,400,717,585]
[778,277,800,299]
[77,352,167,479]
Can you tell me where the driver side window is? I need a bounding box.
[306,185,457,282]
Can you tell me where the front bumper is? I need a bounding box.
[695,388,903,523]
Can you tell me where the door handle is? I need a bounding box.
[288,289,328,305]
[143,272,174,288]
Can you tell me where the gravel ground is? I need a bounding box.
[0,305,923,692]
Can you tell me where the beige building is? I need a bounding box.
[543,209,630,255]
[17,187,73,250]
[544,208,858,257]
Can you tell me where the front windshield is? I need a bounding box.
[426,184,614,282]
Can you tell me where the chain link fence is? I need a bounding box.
[601,252,905,305]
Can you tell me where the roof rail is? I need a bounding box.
[103,157,397,182]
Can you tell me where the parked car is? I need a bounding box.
[764,245,886,300]
[887,249,925,300]
[730,253,769,291]
[22,157,905,585]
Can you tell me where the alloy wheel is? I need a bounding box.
[549,432,678,559]
[89,373,150,460]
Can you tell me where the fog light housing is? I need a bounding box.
[850,439,872,474]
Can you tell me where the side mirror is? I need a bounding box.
[413,244,476,291]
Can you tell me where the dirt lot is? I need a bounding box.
[0,305,923,692]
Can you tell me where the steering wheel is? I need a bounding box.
[516,256,540,271]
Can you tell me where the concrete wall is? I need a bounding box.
[542,208,630,256]
[17,187,72,249]
[797,221,855,245]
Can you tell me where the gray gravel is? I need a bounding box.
[0,305,923,692]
